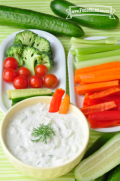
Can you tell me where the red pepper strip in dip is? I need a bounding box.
[49,88,65,113]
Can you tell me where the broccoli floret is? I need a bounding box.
[33,36,52,54]
[40,51,54,70]
[5,44,24,66]
[22,46,42,75]
[13,30,38,47]
[22,46,54,75]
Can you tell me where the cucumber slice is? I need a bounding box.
[106,164,120,181]
[12,94,52,102]
[74,132,120,181]
[7,88,52,100]
[82,133,115,160]
[7,90,12,99]
[82,133,115,181]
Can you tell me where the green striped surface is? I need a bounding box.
[0,0,120,180]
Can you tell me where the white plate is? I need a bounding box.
[68,36,120,132]
[0,30,66,113]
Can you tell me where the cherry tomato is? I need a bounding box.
[35,64,48,77]
[3,57,18,70]
[18,67,31,78]
[13,76,28,89]
[44,74,58,88]
[3,68,18,82]
[29,75,43,88]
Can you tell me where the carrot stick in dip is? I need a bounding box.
[59,94,70,114]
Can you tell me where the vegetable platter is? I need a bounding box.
[68,36,120,132]
[0,29,66,113]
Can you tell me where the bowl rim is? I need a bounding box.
[0,96,90,170]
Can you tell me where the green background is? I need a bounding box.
[0,0,120,180]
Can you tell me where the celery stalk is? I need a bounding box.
[71,44,120,55]
[74,55,120,69]
[71,37,118,45]
[76,49,120,62]
[70,49,76,55]
[71,43,104,49]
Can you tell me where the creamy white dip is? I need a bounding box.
[5,102,86,167]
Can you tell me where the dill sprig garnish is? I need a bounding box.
[31,123,55,144]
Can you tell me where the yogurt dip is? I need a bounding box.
[5,102,86,167]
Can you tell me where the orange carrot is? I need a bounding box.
[75,61,120,75]
[89,87,120,99]
[59,94,70,114]
[75,80,119,95]
[75,67,120,84]
[75,74,81,83]
[80,101,116,115]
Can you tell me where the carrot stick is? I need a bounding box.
[80,101,116,115]
[75,74,81,83]
[89,87,120,99]
[75,67,120,84]
[75,61,120,75]
[75,80,119,95]
[59,94,70,114]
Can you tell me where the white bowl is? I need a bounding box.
[0,96,89,179]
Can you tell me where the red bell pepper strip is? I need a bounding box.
[49,88,65,113]
[80,101,116,116]
[83,93,89,107]
[89,87,120,100]
[87,92,94,96]
[87,99,104,106]
[83,97,105,107]
[86,99,120,107]
[83,92,105,107]
[112,103,120,110]
[88,111,120,121]
[83,92,94,107]
[89,119,120,129]
[85,95,120,107]
[101,94,120,101]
